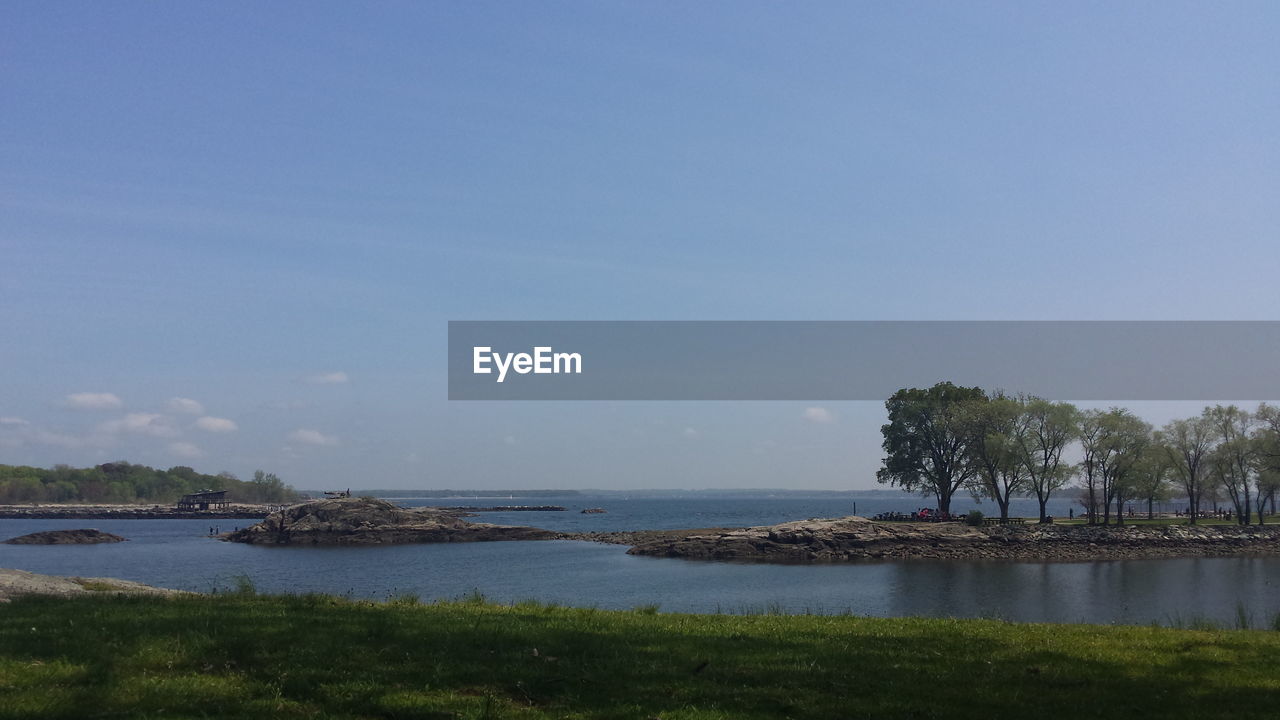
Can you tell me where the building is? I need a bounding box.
[177,490,229,511]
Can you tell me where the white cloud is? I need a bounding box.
[306,371,349,385]
[65,392,123,410]
[97,413,181,438]
[683,427,699,438]
[503,435,517,445]
[195,416,238,433]
[0,417,29,425]
[30,429,87,449]
[168,441,204,459]
[802,407,836,423]
[289,428,339,446]
[168,397,205,415]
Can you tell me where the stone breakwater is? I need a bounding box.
[620,517,1280,563]
[0,504,274,520]
[224,497,563,545]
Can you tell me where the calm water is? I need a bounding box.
[3,495,1275,626]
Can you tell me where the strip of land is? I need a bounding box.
[0,503,276,520]
[1,588,1278,719]
[605,516,1280,562]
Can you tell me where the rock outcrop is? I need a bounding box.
[0,568,185,601]
[624,517,1280,563]
[580,508,607,514]
[4,529,128,545]
[223,497,562,545]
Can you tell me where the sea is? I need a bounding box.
[3,494,1276,627]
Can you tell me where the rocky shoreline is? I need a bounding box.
[616,517,1280,563]
[0,568,185,602]
[224,497,563,545]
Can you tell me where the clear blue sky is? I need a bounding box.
[3,1,1278,490]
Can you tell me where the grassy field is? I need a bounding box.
[3,593,1280,719]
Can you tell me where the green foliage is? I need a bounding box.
[0,461,299,505]
[3,594,1280,719]
[966,510,985,526]
[877,381,987,513]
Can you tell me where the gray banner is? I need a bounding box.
[447,321,1280,400]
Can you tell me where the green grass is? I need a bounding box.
[3,595,1280,719]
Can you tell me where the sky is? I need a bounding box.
[2,1,1278,490]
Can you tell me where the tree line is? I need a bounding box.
[0,461,299,505]
[877,382,1280,525]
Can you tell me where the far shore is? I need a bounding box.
[0,502,280,520]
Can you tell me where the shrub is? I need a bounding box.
[966,510,985,527]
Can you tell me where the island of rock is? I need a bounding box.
[223,496,563,545]
[4,529,128,545]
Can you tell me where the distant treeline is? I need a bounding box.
[0,462,299,505]
[354,489,581,498]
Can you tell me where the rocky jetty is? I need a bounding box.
[223,497,563,545]
[623,517,1280,563]
[4,529,128,545]
[0,568,185,601]
[580,508,607,514]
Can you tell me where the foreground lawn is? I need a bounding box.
[2,594,1280,719]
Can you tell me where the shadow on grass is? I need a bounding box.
[2,594,1280,719]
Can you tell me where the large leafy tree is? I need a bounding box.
[877,381,987,515]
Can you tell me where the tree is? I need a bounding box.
[1251,403,1280,523]
[877,381,987,515]
[1157,416,1215,524]
[1132,445,1174,520]
[250,470,289,503]
[1099,410,1151,526]
[966,393,1026,521]
[1077,409,1150,525]
[1015,397,1078,523]
[1205,405,1256,525]
[1077,410,1106,524]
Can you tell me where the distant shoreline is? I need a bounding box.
[0,503,276,520]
